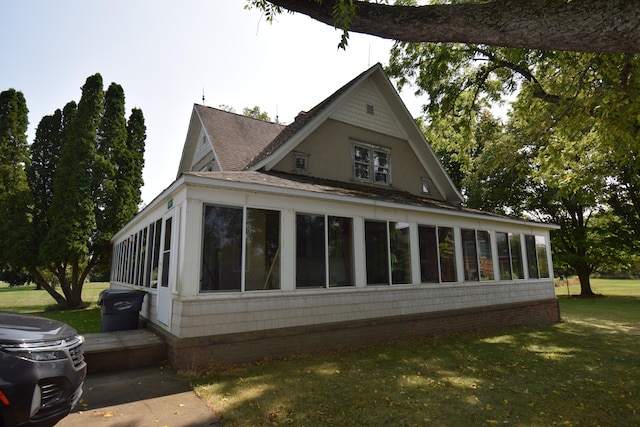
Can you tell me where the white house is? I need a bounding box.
[110,64,560,369]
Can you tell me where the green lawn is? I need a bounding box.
[0,282,109,334]
[2,279,639,425]
[191,279,640,427]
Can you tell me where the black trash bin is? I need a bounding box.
[98,289,146,332]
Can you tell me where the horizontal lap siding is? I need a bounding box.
[171,280,555,339]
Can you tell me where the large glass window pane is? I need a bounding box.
[161,217,172,289]
[127,234,140,285]
[245,208,281,291]
[438,227,457,282]
[418,225,439,283]
[373,150,389,183]
[201,205,243,291]
[365,220,389,285]
[536,236,550,278]
[296,214,326,288]
[496,232,512,280]
[150,219,162,288]
[145,223,155,287]
[477,230,494,281]
[353,146,370,180]
[328,216,354,287]
[525,234,539,279]
[462,228,479,281]
[510,233,524,279]
[390,222,411,284]
[137,228,147,287]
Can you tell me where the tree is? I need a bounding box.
[395,40,640,295]
[17,75,146,307]
[243,105,273,122]
[0,89,32,283]
[26,103,76,291]
[248,0,640,53]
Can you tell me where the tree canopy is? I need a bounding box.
[249,0,640,53]
[391,39,640,294]
[1,75,146,307]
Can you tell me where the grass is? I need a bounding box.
[2,279,639,425]
[0,282,109,334]
[190,279,640,426]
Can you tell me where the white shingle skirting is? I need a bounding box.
[150,298,560,370]
[166,280,555,339]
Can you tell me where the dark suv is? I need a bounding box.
[0,311,86,427]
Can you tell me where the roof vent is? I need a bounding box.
[295,111,307,122]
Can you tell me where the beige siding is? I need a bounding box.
[272,119,444,200]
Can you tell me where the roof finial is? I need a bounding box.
[202,88,206,106]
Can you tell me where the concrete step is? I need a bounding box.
[82,329,166,375]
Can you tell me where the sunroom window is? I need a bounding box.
[525,235,550,279]
[364,220,411,285]
[353,142,391,184]
[496,232,525,280]
[200,204,281,292]
[418,225,457,283]
[296,214,354,288]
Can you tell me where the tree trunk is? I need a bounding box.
[575,263,595,296]
[266,0,640,53]
[29,268,67,306]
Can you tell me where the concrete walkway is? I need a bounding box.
[57,330,220,426]
[58,366,220,427]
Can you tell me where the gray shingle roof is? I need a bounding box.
[194,105,286,171]
[184,170,535,224]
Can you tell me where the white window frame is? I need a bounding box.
[352,141,391,185]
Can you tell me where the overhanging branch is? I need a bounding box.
[262,0,640,53]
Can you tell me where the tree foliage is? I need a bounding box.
[387,40,640,295]
[1,75,146,307]
[242,105,273,122]
[248,0,640,53]
[0,89,31,278]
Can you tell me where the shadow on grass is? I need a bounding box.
[191,299,640,426]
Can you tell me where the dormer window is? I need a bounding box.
[353,142,391,185]
[294,152,309,174]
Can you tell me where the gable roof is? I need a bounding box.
[177,63,464,205]
[177,105,285,174]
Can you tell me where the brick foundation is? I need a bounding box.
[149,298,560,371]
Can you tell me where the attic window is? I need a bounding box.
[353,142,391,185]
[421,178,432,195]
[201,135,208,146]
[366,104,374,115]
[294,152,309,173]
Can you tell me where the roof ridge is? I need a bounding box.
[194,103,286,127]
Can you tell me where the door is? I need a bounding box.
[157,211,174,326]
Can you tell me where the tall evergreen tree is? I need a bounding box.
[0,89,32,279]
[27,103,76,262]
[93,83,127,255]
[122,107,146,219]
[39,74,104,306]
[16,75,147,307]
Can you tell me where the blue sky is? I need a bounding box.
[1,1,424,204]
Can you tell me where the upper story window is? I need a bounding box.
[353,142,391,184]
[293,152,309,174]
